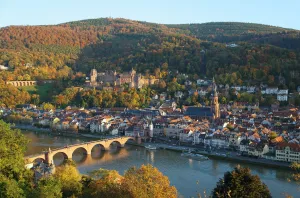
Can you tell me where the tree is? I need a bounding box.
[0,120,28,179]
[0,120,29,198]
[123,164,177,198]
[290,162,300,182]
[34,176,62,198]
[212,166,271,198]
[86,169,125,198]
[0,174,24,198]
[54,163,82,197]
[269,131,278,140]
[41,102,55,111]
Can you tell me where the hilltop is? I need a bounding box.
[0,18,299,90]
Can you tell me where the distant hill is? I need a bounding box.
[0,18,299,90]
[168,22,294,37]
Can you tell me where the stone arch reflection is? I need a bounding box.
[74,147,130,166]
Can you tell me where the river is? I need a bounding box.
[23,131,299,198]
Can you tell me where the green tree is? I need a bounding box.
[34,176,62,198]
[269,131,278,140]
[212,166,271,198]
[41,103,55,111]
[54,163,82,197]
[0,120,29,198]
[0,120,28,179]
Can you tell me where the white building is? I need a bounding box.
[277,89,288,95]
[276,142,300,163]
[0,65,9,70]
[265,87,278,94]
[247,86,256,93]
[277,94,288,101]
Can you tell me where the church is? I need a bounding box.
[184,78,220,120]
[89,68,159,89]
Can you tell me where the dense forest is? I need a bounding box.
[0,18,300,107]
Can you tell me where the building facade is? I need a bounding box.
[89,68,159,89]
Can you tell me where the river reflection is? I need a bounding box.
[23,131,299,198]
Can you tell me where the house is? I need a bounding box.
[198,89,208,96]
[226,43,238,48]
[277,89,288,95]
[248,142,269,157]
[277,94,288,102]
[159,101,177,113]
[90,121,101,133]
[179,129,193,142]
[265,87,278,94]
[0,65,9,70]
[160,93,167,101]
[276,142,300,163]
[228,133,242,147]
[125,126,135,136]
[185,80,192,86]
[231,86,242,91]
[193,132,207,144]
[239,139,250,153]
[196,79,210,86]
[247,86,256,93]
[211,134,229,148]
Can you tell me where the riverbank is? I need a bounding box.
[135,142,292,170]
[16,124,292,170]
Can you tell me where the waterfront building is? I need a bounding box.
[276,142,300,163]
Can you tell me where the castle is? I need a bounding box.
[89,68,159,89]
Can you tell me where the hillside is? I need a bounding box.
[168,22,294,37]
[0,18,299,91]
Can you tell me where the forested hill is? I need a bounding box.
[0,18,300,91]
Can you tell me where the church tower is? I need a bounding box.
[211,77,220,119]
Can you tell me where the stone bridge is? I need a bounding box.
[6,81,37,87]
[24,136,135,165]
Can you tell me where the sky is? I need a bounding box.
[1,0,299,29]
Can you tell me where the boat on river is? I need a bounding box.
[181,151,209,160]
[145,145,157,150]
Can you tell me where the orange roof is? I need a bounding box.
[271,136,285,144]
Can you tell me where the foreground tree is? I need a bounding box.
[54,163,82,197]
[291,162,300,182]
[123,164,177,198]
[33,176,62,198]
[0,120,30,197]
[86,169,125,198]
[212,166,271,198]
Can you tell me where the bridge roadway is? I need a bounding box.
[24,136,135,165]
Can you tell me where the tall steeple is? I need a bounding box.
[211,77,220,119]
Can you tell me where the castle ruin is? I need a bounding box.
[89,68,159,89]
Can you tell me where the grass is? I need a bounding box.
[19,83,55,102]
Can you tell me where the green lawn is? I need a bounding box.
[19,83,55,102]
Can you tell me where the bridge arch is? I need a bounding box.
[109,140,122,148]
[52,151,69,162]
[91,143,107,151]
